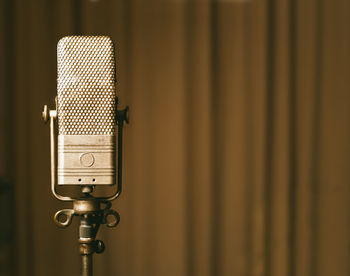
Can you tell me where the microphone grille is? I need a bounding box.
[57,36,116,135]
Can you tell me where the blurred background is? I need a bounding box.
[1,0,350,275]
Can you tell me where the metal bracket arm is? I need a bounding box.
[42,103,129,202]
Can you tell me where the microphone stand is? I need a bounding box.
[42,101,129,276]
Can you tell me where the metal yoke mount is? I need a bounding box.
[42,98,129,276]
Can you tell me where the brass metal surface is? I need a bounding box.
[42,36,129,276]
[43,103,128,201]
[73,199,100,214]
[57,36,116,136]
[57,135,116,185]
[56,36,117,186]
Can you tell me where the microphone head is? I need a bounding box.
[57,36,116,135]
[56,36,117,186]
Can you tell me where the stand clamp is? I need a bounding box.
[54,197,120,276]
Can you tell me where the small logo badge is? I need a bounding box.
[80,153,95,167]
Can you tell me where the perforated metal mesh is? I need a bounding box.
[57,36,116,135]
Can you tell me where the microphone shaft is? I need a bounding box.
[81,254,92,276]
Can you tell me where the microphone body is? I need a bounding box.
[42,36,128,275]
[56,36,116,186]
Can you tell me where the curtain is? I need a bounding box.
[1,0,350,275]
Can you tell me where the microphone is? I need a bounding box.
[42,36,129,276]
[57,36,116,188]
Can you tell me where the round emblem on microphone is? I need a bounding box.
[80,153,95,167]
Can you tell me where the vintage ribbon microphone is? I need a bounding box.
[42,36,129,276]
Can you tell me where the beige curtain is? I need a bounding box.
[1,0,350,275]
